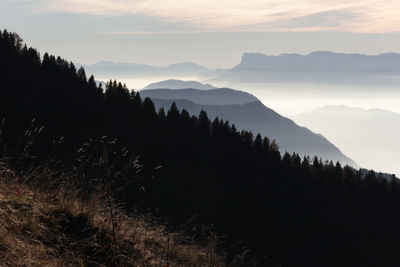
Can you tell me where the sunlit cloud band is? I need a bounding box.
[19,0,400,33]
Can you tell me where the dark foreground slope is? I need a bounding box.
[140,92,356,167]
[0,167,226,266]
[2,30,400,267]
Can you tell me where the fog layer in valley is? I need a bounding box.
[213,83,400,116]
[292,106,400,176]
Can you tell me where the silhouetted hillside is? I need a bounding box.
[140,88,259,105]
[142,91,357,167]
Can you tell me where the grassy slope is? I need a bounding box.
[0,165,226,267]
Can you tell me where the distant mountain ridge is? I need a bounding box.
[83,51,400,88]
[81,61,210,77]
[143,79,216,90]
[214,51,400,85]
[141,88,358,167]
[235,51,400,72]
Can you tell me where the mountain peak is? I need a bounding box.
[232,51,400,73]
[143,79,217,90]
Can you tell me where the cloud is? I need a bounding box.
[102,30,212,35]
[285,10,360,29]
[18,0,400,33]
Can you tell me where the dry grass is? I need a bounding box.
[0,121,247,266]
[0,164,228,267]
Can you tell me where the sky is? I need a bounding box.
[1,0,400,68]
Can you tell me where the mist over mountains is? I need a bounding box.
[293,105,400,176]
[76,51,400,173]
[83,51,400,76]
[81,51,400,94]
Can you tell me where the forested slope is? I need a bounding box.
[140,94,357,167]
